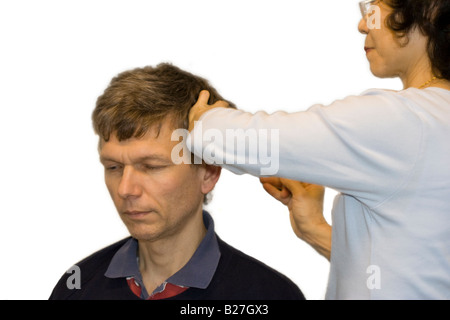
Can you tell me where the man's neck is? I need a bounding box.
[137,213,207,295]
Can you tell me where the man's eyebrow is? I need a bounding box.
[134,155,172,163]
[99,154,171,164]
[99,155,116,164]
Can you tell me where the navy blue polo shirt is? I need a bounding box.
[104,211,221,299]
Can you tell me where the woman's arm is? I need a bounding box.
[188,89,422,208]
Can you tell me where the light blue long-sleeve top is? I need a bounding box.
[187,87,450,299]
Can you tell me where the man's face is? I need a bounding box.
[99,120,212,242]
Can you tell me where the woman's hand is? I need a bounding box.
[260,177,332,260]
[188,90,229,132]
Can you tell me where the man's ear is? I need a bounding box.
[200,164,221,195]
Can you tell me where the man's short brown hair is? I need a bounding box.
[92,63,235,142]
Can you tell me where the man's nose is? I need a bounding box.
[118,166,142,199]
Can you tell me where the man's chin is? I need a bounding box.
[123,222,164,242]
[128,229,163,242]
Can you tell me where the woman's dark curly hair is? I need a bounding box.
[384,0,450,80]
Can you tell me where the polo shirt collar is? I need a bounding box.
[105,211,221,291]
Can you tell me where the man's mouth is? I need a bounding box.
[122,210,152,219]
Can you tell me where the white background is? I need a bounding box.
[0,0,401,300]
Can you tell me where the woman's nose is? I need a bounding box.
[358,17,369,35]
